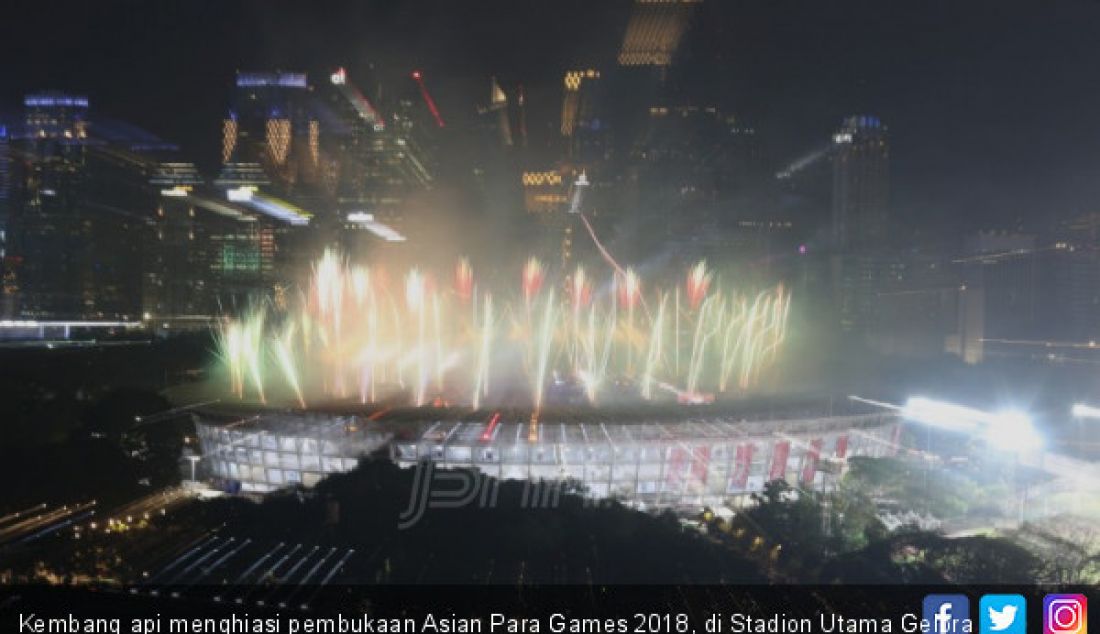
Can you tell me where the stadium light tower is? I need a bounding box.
[901,396,1042,453]
[1072,403,1100,420]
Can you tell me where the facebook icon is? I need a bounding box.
[924,595,973,634]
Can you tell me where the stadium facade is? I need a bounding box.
[194,402,901,507]
[194,412,392,493]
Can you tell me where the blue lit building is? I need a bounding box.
[4,92,280,325]
[0,124,11,317]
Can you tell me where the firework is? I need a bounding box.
[454,258,473,302]
[215,248,792,410]
[522,257,544,307]
[686,260,711,310]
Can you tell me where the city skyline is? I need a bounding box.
[3,0,1099,233]
[3,0,1100,609]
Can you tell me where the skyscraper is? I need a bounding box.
[218,72,319,196]
[14,93,95,318]
[322,67,436,239]
[831,115,889,251]
[4,91,279,324]
[0,125,12,317]
[618,0,700,67]
[480,76,527,150]
[829,116,890,333]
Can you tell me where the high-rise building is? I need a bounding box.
[560,69,609,162]
[944,226,1100,363]
[829,116,890,333]
[479,76,527,150]
[24,92,90,140]
[321,67,436,241]
[831,115,889,251]
[218,72,322,197]
[6,92,280,324]
[12,93,96,318]
[957,232,1039,342]
[144,160,274,323]
[0,124,12,317]
[618,0,700,67]
[625,104,760,265]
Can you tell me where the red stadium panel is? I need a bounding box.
[666,445,690,489]
[769,440,790,482]
[731,443,754,489]
[834,435,848,459]
[800,438,823,485]
[690,445,710,488]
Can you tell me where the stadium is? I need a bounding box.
[193,399,901,508]
[195,250,898,508]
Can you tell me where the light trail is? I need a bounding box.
[13,510,94,546]
[186,538,252,586]
[237,543,303,605]
[299,548,356,609]
[134,400,221,425]
[578,212,626,278]
[258,545,321,608]
[481,411,502,441]
[232,542,285,586]
[411,70,445,128]
[982,337,1100,351]
[0,501,97,546]
[166,537,236,586]
[144,533,222,586]
[0,503,47,528]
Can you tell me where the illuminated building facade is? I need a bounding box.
[557,69,613,269]
[145,162,279,323]
[392,409,900,509]
[195,413,392,494]
[618,0,700,67]
[1,92,282,325]
[479,76,528,150]
[11,93,97,318]
[830,116,890,332]
[561,69,608,163]
[193,405,900,508]
[219,72,319,194]
[522,169,569,214]
[0,125,12,316]
[24,92,89,140]
[831,115,889,251]
[322,67,436,238]
[215,72,331,287]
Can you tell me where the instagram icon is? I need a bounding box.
[1045,594,1088,634]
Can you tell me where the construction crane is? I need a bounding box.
[411,70,445,128]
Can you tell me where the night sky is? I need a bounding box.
[4,0,1100,232]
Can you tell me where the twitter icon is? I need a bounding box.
[982,594,1027,634]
